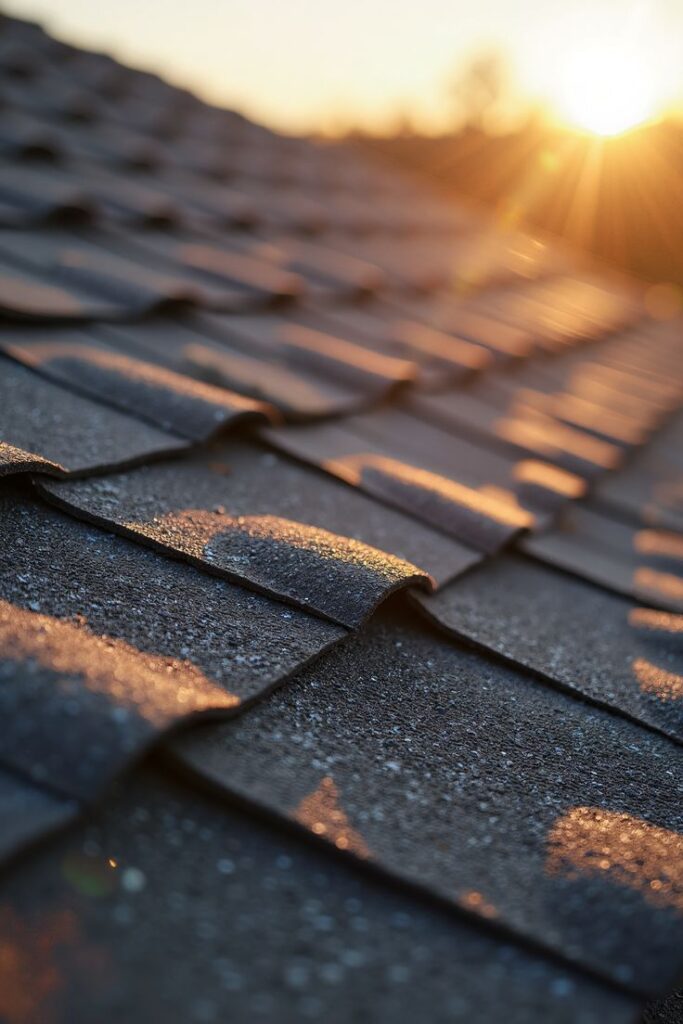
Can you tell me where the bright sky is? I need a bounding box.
[5,0,683,135]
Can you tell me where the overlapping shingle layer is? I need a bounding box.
[0,13,681,1023]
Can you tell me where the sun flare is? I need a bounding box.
[556,43,657,137]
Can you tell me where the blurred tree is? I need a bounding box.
[448,51,509,133]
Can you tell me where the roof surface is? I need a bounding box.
[0,13,681,1024]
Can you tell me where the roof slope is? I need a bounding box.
[0,13,681,1023]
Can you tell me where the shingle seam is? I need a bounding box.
[0,440,188,483]
[257,426,532,552]
[146,311,425,423]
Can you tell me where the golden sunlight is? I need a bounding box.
[555,43,657,137]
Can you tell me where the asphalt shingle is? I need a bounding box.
[595,410,683,532]
[1,329,274,440]
[264,413,535,553]
[39,438,480,625]
[0,765,638,1024]
[522,502,683,612]
[415,551,683,743]
[0,492,343,801]
[0,354,182,477]
[174,606,683,995]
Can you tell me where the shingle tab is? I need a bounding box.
[409,385,625,481]
[1,330,274,440]
[415,552,683,742]
[0,354,182,476]
[0,255,112,319]
[264,412,536,552]
[0,228,205,318]
[391,294,536,360]
[0,439,53,477]
[106,230,306,302]
[595,410,683,532]
[0,493,344,800]
[98,316,364,418]
[0,163,94,224]
[306,301,493,386]
[40,439,477,625]
[192,310,418,416]
[523,503,683,612]
[255,234,386,298]
[407,320,683,490]
[175,607,683,995]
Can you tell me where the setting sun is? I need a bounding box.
[555,44,658,137]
